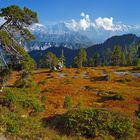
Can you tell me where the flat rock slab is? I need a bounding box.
[114,71,140,78]
[58,73,67,78]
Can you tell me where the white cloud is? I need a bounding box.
[81,12,85,17]
[79,13,91,30]
[65,12,91,31]
[95,17,122,31]
[65,13,127,32]
[79,18,90,30]
[80,12,89,20]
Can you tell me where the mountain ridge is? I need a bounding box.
[29,33,139,67]
[27,21,140,51]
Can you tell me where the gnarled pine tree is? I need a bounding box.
[0,5,38,90]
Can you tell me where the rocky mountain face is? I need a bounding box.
[25,23,93,51]
[25,20,140,52]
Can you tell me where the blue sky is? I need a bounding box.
[0,0,140,25]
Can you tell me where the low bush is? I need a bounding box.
[64,96,72,109]
[137,58,140,68]
[41,96,48,104]
[14,78,41,94]
[119,74,133,83]
[32,99,44,112]
[5,90,17,102]
[4,88,44,113]
[21,99,44,112]
[76,96,84,109]
[106,72,114,81]
[14,78,36,88]
[0,107,46,139]
[38,79,46,85]
[55,108,135,139]
[135,104,140,118]
[134,119,140,130]
[21,99,33,109]
[125,74,132,81]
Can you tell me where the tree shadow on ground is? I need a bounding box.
[97,94,124,103]
[42,114,65,133]
[91,75,109,82]
[33,70,51,75]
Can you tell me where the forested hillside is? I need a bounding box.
[30,34,139,67]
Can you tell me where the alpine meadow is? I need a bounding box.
[0,1,140,140]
